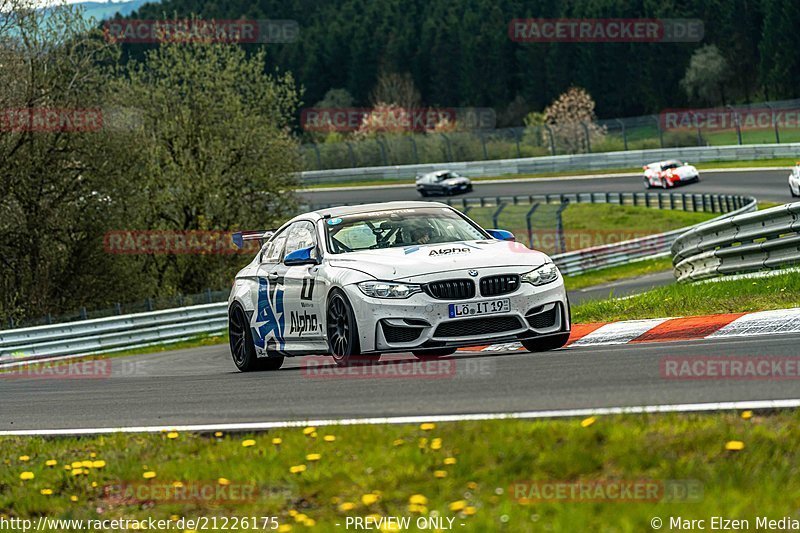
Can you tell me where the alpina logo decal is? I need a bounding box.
[429,247,471,256]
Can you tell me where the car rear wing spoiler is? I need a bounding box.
[232,229,276,249]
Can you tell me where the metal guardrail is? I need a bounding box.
[300,143,800,184]
[672,202,800,282]
[0,191,757,364]
[0,304,227,363]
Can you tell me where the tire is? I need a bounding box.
[228,303,284,372]
[326,289,363,366]
[791,185,799,198]
[644,179,652,189]
[412,348,457,359]
[520,332,571,353]
[419,190,429,197]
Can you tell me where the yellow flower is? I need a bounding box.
[170,515,180,522]
[306,453,321,462]
[408,494,428,505]
[338,502,356,512]
[272,438,283,445]
[725,440,745,451]
[40,489,53,496]
[289,464,307,474]
[420,423,436,431]
[408,504,428,514]
[217,478,231,486]
[91,482,97,488]
[45,460,57,467]
[69,495,78,503]
[167,431,179,439]
[418,438,428,449]
[463,506,477,516]
[142,471,157,479]
[277,525,293,532]
[241,439,256,447]
[214,431,223,437]
[293,513,307,523]
[434,470,447,478]
[392,439,404,446]
[449,500,467,512]
[81,460,93,468]
[63,465,71,471]
[18,455,30,462]
[72,468,85,476]
[303,518,316,527]
[430,438,442,450]
[288,510,298,517]
[323,435,336,442]
[741,410,753,420]
[71,461,82,469]
[303,427,316,435]
[467,481,478,490]
[89,452,97,458]
[92,460,106,469]
[361,493,379,505]
[19,472,34,480]
[444,457,457,465]
[581,416,596,428]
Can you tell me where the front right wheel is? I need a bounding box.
[520,332,571,352]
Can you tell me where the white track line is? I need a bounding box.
[3,399,798,436]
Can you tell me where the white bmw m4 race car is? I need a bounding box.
[643,160,700,189]
[227,202,571,371]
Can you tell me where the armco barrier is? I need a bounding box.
[672,202,800,282]
[0,192,756,363]
[300,143,800,184]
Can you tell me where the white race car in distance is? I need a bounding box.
[789,163,800,197]
[228,202,571,371]
[643,160,700,189]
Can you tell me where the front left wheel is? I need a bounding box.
[326,289,364,366]
[412,348,457,359]
[520,332,571,352]
[228,303,284,372]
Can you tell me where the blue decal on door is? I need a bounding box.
[250,277,285,352]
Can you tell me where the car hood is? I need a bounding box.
[327,240,550,281]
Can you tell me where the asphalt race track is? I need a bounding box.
[301,168,791,206]
[1,334,799,430]
[1,167,797,432]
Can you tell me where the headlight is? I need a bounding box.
[521,262,559,286]
[358,281,422,298]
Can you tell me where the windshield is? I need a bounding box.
[325,207,486,253]
[661,161,681,170]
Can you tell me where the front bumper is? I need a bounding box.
[344,270,569,353]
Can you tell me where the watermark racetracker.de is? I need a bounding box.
[508,18,704,43]
[661,356,800,380]
[510,479,703,503]
[103,19,299,44]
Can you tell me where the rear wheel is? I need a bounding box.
[419,190,429,197]
[326,289,363,366]
[228,303,284,372]
[521,332,571,353]
[792,185,799,198]
[412,348,457,359]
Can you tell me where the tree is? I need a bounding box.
[369,71,421,110]
[112,37,302,295]
[681,45,731,105]
[543,87,606,154]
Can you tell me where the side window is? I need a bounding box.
[282,222,318,260]
[263,229,288,263]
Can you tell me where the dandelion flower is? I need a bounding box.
[324,435,336,442]
[306,453,321,462]
[361,493,379,505]
[420,423,436,431]
[19,472,34,480]
[444,457,457,465]
[303,427,316,436]
[338,502,356,512]
[45,460,57,467]
[725,441,745,451]
[241,439,256,447]
[449,500,467,512]
[217,478,231,486]
[40,489,53,496]
[289,464,307,474]
[581,416,596,428]
[408,494,428,505]
[272,438,283,445]
[434,470,447,478]
[142,471,157,479]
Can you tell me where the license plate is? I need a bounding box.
[448,299,510,318]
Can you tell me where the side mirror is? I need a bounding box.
[284,246,320,266]
[487,229,515,242]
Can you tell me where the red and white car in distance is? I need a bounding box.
[643,160,700,189]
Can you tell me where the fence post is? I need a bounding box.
[526,203,540,248]
[408,136,419,164]
[555,201,570,253]
[581,122,592,153]
[311,143,322,169]
[206,288,213,303]
[726,106,742,145]
[376,137,388,166]
[513,128,522,158]
[652,115,664,148]
[346,142,356,167]
[544,124,556,155]
[616,118,628,150]
[765,103,780,143]
[440,133,454,162]
[492,203,507,228]
[480,131,488,160]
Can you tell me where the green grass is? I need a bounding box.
[2,411,797,531]
[572,271,800,323]
[461,203,716,254]
[302,158,795,189]
[563,257,674,291]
